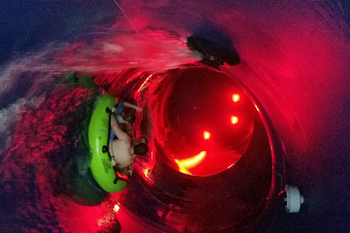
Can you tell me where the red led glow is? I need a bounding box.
[231,116,239,124]
[203,131,211,139]
[232,94,240,102]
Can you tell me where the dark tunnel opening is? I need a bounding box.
[105,65,286,233]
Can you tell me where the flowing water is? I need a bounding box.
[0,1,350,232]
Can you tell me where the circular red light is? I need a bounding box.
[232,94,240,102]
[231,116,239,124]
[203,131,211,139]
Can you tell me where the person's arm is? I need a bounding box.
[111,156,117,166]
[110,116,129,140]
[123,102,142,112]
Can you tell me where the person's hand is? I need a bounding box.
[127,164,133,176]
[135,106,142,112]
[111,156,117,166]
[127,169,133,176]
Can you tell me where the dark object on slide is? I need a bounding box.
[186,36,240,69]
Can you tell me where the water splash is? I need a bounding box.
[1,0,350,232]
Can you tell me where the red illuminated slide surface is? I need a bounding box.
[101,65,277,233]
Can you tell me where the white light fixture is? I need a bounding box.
[284,185,304,213]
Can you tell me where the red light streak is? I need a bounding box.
[254,104,260,112]
[175,151,207,174]
[231,116,239,124]
[232,94,240,102]
[203,131,211,139]
[143,168,150,178]
[137,74,153,92]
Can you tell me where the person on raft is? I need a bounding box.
[113,101,142,137]
[109,110,148,176]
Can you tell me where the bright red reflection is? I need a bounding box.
[175,151,207,175]
[137,74,153,92]
[143,168,150,178]
[203,131,211,139]
[232,94,240,102]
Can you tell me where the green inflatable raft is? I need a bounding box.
[88,94,127,193]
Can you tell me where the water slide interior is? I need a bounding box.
[0,1,350,233]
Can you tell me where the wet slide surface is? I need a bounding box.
[1,1,350,233]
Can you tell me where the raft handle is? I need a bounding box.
[102,146,108,153]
